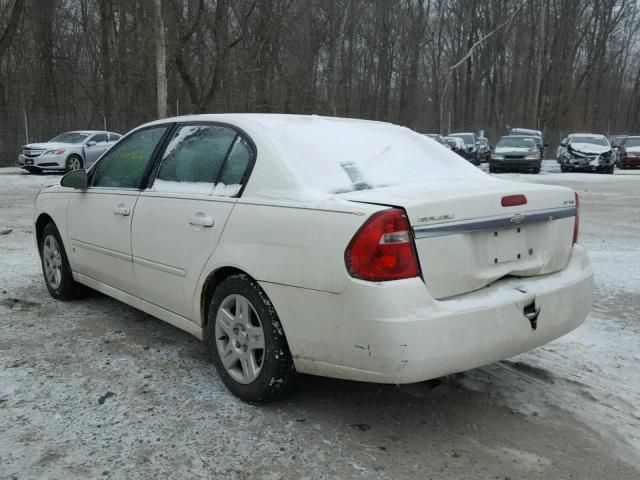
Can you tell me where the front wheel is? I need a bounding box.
[39,223,86,299]
[65,155,83,173]
[207,274,297,403]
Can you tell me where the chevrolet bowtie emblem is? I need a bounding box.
[510,214,526,225]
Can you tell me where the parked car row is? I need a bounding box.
[17,130,121,174]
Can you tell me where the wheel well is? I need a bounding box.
[200,266,249,330]
[35,214,54,248]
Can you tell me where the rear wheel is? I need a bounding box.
[65,155,83,173]
[207,274,297,403]
[39,223,86,300]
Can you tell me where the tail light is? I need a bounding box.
[345,208,420,281]
[573,192,580,244]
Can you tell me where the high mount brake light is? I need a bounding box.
[573,192,580,245]
[501,194,527,207]
[345,208,420,281]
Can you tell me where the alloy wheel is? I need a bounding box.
[214,294,265,384]
[42,234,63,290]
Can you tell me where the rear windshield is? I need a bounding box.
[498,137,536,148]
[259,118,485,194]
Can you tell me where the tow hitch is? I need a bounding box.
[523,300,541,330]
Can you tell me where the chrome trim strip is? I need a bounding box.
[70,238,131,261]
[413,206,577,239]
[133,256,187,277]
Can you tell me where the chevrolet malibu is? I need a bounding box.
[34,114,593,403]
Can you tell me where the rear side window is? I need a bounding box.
[92,126,168,189]
[220,137,252,185]
[151,124,253,197]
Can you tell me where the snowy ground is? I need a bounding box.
[1,161,639,479]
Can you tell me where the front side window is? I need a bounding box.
[49,132,90,144]
[92,126,168,189]
[90,133,108,144]
[151,124,252,197]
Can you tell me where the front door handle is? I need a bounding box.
[189,214,214,227]
[113,205,130,216]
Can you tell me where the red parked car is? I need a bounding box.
[617,136,640,169]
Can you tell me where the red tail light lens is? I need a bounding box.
[501,194,527,207]
[573,192,580,244]
[345,209,420,281]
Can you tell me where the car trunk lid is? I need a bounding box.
[340,178,577,299]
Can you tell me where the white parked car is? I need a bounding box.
[18,130,121,173]
[34,114,593,403]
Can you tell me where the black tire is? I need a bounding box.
[65,155,83,173]
[532,167,541,174]
[39,223,86,300]
[206,273,297,403]
[606,165,614,174]
[489,166,496,173]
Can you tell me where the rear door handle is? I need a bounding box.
[113,205,130,216]
[189,214,214,227]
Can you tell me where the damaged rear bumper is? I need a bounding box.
[263,245,593,384]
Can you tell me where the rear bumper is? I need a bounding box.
[264,245,593,384]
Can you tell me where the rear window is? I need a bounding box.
[498,137,536,148]
[257,117,484,194]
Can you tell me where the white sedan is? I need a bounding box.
[34,114,593,403]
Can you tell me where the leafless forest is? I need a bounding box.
[1,0,639,165]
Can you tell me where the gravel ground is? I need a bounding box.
[1,162,639,479]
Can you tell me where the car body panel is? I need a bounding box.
[67,189,140,295]
[131,192,237,319]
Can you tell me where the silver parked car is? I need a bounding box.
[18,130,121,173]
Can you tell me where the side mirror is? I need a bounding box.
[61,169,88,189]
[86,140,97,146]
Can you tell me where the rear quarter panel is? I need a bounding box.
[202,199,382,293]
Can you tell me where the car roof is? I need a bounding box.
[135,113,473,199]
[511,128,542,136]
[504,135,535,140]
[568,133,607,139]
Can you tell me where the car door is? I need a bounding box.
[83,133,110,166]
[131,123,254,320]
[67,125,171,295]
